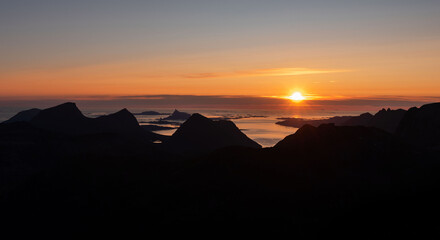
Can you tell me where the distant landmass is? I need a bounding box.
[3,108,41,123]
[134,110,169,115]
[209,114,268,121]
[276,115,354,127]
[162,109,191,120]
[276,108,407,133]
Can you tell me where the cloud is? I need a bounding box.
[182,68,349,79]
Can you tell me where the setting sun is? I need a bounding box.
[287,92,305,101]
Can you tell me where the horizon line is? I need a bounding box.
[0,94,438,111]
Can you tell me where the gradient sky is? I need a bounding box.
[1,0,440,108]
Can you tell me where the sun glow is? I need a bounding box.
[287,92,305,101]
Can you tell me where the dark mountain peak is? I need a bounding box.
[39,102,84,118]
[60,102,76,106]
[342,112,374,127]
[376,108,405,115]
[187,113,207,121]
[171,109,184,115]
[176,113,245,136]
[97,108,139,126]
[165,113,261,155]
[3,108,41,123]
[55,102,78,110]
[31,102,86,122]
[274,123,390,150]
[134,110,165,115]
[28,102,88,135]
[396,102,440,147]
[367,108,406,133]
[377,108,393,114]
[94,109,146,136]
[275,123,357,149]
[3,103,165,145]
[172,113,222,137]
[185,113,223,126]
[163,109,191,120]
[419,102,440,111]
[360,112,373,117]
[93,108,164,142]
[286,124,319,141]
[111,108,134,118]
[407,106,418,112]
[295,124,317,133]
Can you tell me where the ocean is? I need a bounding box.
[0,107,366,147]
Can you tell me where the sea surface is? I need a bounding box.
[0,107,366,147]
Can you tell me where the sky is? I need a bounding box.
[1,0,440,109]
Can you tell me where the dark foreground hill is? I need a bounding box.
[396,102,440,147]
[3,108,41,123]
[3,102,165,142]
[163,113,261,154]
[367,108,407,133]
[1,102,440,237]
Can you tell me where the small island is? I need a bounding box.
[134,111,169,115]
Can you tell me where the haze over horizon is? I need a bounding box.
[1,0,440,109]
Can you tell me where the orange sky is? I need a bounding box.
[1,1,439,105]
[2,40,439,100]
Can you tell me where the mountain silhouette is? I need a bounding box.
[276,115,353,128]
[134,110,168,115]
[3,102,440,237]
[30,102,90,135]
[276,108,406,133]
[3,108,41,123]
[163,109,191,120]
[343,112,373,126]
[6,102,163,142]
[164,113,261,154]
[396,102,440,147]
[274,123,392,150]
[367,108,406,133]
[95,108,143,135]
[163,121,426,237]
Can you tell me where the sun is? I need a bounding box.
[287,92,305,101]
